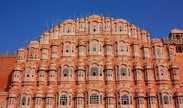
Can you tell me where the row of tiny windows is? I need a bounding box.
[9,94,174,107]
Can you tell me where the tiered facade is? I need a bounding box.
[1,15,183,108]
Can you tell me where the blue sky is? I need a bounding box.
[0,0,183,51]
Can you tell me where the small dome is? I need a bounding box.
[41,45,49,49]
[18,47,25,51]
[44,31,50,35]
[14,65,21,71]
[133,62,141,69]
[151,38,162,43]
[88,15,101,21]
[9,93,17,98]
[131,24,136,28]
[169,64,178,69]
[105,17,110,21]
[131,41,139,45]
[135,88,145,97]
[80,17,84,21]
[142,44,150,48]
[144,62,152,69]
[171,28,183,33]
[63,19,75,24]
[141,29,147,34]
[174,90,182,97]
[54,25,59,31]
[51,41,59,46]
[146,89,156,97]
[49,62,57,70]
[39,63,46,70]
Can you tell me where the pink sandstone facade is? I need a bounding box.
[1,15,183,108]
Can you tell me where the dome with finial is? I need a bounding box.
[54,25,59,30]
[28,41,39,49]
[75,86,84,98]
[151,38,162,44]
[88,14,101,21]
[143,62,152,69]
[146,89,156,97]
[174,90,182,97]
[49,62,57,70]
[105,16,110,21]
[171,28,183,33]
[133,62,141,69]
[135,88,145,97]
[141,29,147,34]
[80,17,84,21]
[78,38,85,46]
[63,19,75,25]
[44,31,50,35]
[77,58,85,70]
[18,46,25,51]
[106,58,113,70]
[8,91,17,98]
[35,87,43,98]
[51,40,59,46]
[45,86,54,98]
[39,63,47,70]
[14,64,21,71]
[105,87,114,98]
[105,38,112,45]
[169,63,178,69]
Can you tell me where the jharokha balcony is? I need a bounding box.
[162,37,183,44]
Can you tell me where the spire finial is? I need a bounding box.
[93,11,95,15]
[107,12,110,17]
[100,13,103,17]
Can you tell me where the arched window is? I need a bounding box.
[27,97,30,105]
[90,94,99,104]
[157,47,161,57]
[63,69,69,77]
[121,68,127,76]
[29,48,34,58]
[100,67,102,76]
[164,95,169,104]
[160,67,165,76]
[70,68,73,77]
[65,42,70,53]
[46,98,52,105]
[21,96,26,105]
[91,67,98,76]
[128,68,131,76]
[119,25,123,32]
[100,44,102,51]
[116,66,119,76]
[66,26,71,33]
[72,45,74,52]
[93,28,96,32]
[121,94,129,105]
[93,47,96,51]
[119,41,125,53]
[60,95,67,105]
[169,48,173,55]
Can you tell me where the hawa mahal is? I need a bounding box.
[0,14,183,108]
